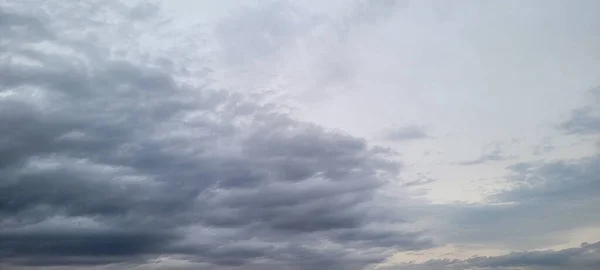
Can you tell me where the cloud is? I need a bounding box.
[424,87,598,249]
[494,156,600,204]
[393,125,600,252]
[3,1,600,270]
[0,228,175,260]
[457,150,508,165]
[0,2,431,269]
[457,144,512,166]
[561,87,600,135]
[386,240,600,270]
[382,125,429,141]
[214,1,321,67]
[427,145,600,250]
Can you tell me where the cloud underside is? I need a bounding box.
[0,3,431,270]
[388,241,600,270]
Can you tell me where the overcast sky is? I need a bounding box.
[1,0,600,270]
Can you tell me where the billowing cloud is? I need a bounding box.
[0,2,431,269]
[2,1,600,270]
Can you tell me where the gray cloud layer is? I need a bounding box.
[0,2,430,269]
[387,240,600,270]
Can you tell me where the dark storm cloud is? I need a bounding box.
[387,240,600,270]
[0,228,176,258]
[382,125,429,141]
[0,2,429,269]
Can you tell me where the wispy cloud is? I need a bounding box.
[382,125,430,141]
[561,87,600,135]
[457,142,514,166]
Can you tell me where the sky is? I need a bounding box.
[0,0,600,270]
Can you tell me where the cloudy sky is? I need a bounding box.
[1,0,600,269]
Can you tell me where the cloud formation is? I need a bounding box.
[387,240,600,270]
[2,1,600,270]
[0,2,430,269]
